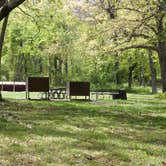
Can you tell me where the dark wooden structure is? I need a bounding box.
[112,90,127,100]
[67,81,90,100]
[15,84,26,91]
[0,82,26,92]
[26,77,49,99]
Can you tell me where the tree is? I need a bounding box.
[86,0,166,92]
[148,49,157,93]
[0,0,26,101]
[0,15,9,100]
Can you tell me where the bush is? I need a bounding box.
[155,92,166,99]
[126,86,152,94]
[91,83,152,94]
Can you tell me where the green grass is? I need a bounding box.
[0,93,166,165]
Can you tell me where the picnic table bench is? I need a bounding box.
[91,90,127,100]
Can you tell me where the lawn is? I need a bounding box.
[0,93,165,165]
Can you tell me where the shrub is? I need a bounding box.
[155,92,166,99]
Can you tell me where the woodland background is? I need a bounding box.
[1,0,166,93]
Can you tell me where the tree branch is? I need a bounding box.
[118,45,158,52]
[106,44,158,54]
[0,0,26,21]
[17,7,41,41]
[117,7,144,13]
[0,0,6,8]
[144,23,158,35]
[129,33,151,40]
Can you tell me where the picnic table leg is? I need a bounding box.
[96,93,98,101]
[47,92,49,100]
[62,93,66,99]
[57,93,60,99]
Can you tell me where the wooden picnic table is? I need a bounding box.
[91,90,127,100]
[49,87,66,99]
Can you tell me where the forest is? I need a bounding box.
[0,0,166,94]
[0,0,166,165]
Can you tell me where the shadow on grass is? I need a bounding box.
[0,99,165,147]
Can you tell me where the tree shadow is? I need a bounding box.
[0,99,165,147]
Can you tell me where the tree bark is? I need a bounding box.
[53,56,58,86]
[128,63,137,88]
[65,57,68,79]
[0,0,25,21]
[0,0,6,8]
[156,14,166,92]
[57,59,62,85]
[48,56,52,86]
[148,49,157,94]
[14,53,25,81]
[114,61,121,84]
[139,66,145,86]
[0,15,9,101]
[158,42,166,92]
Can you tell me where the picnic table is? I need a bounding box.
[49,87,66,99]
[91,90,127,100]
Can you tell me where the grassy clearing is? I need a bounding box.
[0,93,166,165]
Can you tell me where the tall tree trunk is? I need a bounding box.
[24,56,27,80]
[0,15,9,101]
[38,57,42,73]
[139,66,145,86]
[48,56,52,86]
[0,0,25,21]
[114,61,121,84]
[158,42,166,92]
[14,53,25,81]
[65,58,68,79]
[148,49,157,94]
[128,63,137,88]
[128,67,132,89]
[156,14,166,92]
[54,56,58,86]
[57,59,62,85]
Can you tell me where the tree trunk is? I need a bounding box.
[38,57,42,73]
[139,66,145,86]
[128,67,132,89]
[156,14,166,92]
[158,42,166,92]
[53,56,58,86]
[57,59,62,85]
[65,58,68,79]
[114,61,121,84]
[0,15,9,101]
[14,53,25,81]
[24,56,28,79]
[0,0,25,21]
[148,50,157,94]
[48,56,52,86]
[128,63,137,88]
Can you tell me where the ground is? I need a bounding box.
[0,93,166,166]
